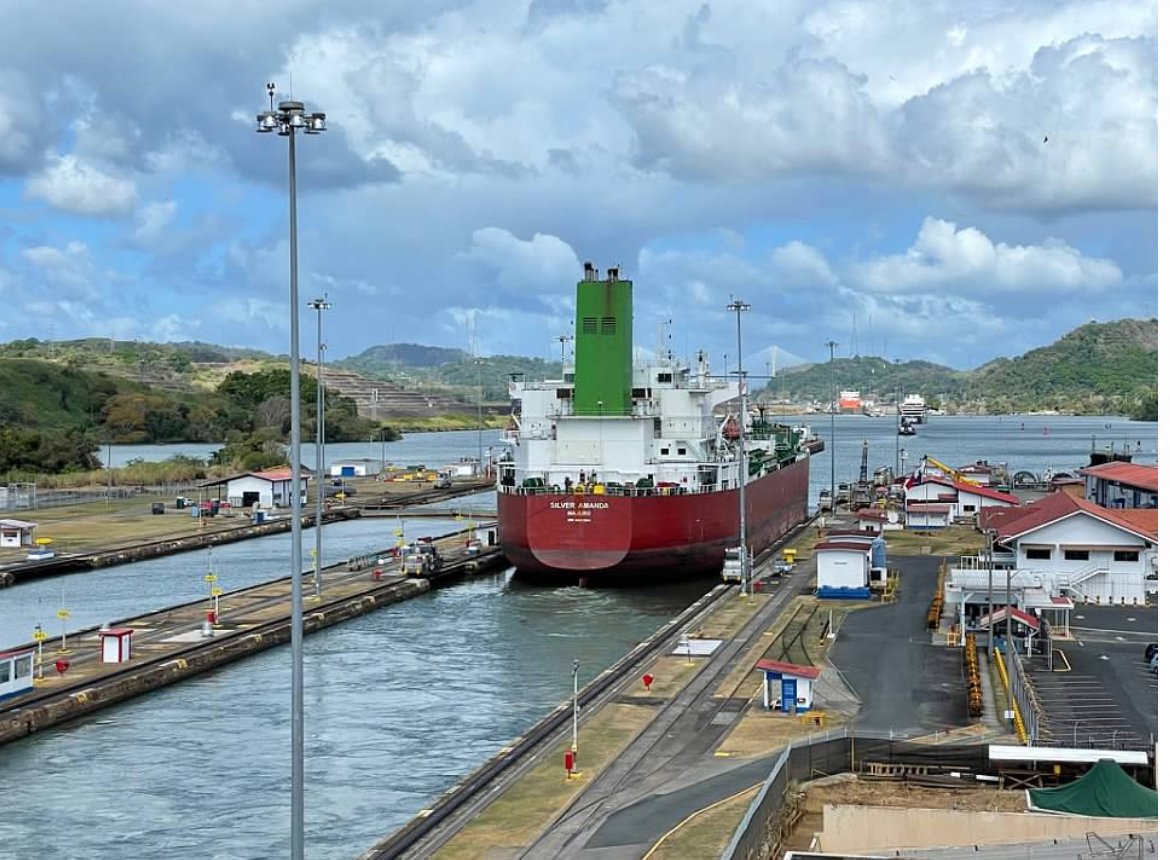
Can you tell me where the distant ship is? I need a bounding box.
[900,394,927,424]
[838,390,862,413]
[496,263,813,585]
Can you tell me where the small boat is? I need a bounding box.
[898,419,917,436]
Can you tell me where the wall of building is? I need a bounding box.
[816,550,868,589]
[1085,476,1157,509]
[819,805,1157,854]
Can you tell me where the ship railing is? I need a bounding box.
[497,481,727,498]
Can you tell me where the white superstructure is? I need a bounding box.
[900,393,927,424]
[498,350,785,494]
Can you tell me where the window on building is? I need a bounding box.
[0,661,8,684]
[1114,550,1139,563]
[677,447,686,456]
[962,504,976,513]
[1025,548,1051,560]
[13,655,30,678]
[1064,550,1090,561]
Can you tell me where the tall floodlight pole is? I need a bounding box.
[571,658,580,764]
[256,82,326,860]
[826,340,839,512]
[308,296,331,600]
[728,299,751,597]
[557,334,573,376]
[476,358,485,476]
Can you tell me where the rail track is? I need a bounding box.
[366,514,819,860]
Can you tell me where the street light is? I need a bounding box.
[571,658,580,769]
[728,298,751,597]
[308,295,331,601]
[475,357,485,476]
[256,81,326,860]
[825,340,839,513]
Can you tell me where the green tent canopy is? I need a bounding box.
[1027,759,1157,818]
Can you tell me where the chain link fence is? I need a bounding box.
[1,482,202,512]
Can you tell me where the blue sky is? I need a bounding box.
[0,0,1156,373]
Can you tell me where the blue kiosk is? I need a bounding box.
[756,659,820,713]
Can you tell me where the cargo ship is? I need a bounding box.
[496,263,812,585]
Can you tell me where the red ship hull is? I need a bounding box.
[498,457,809,584]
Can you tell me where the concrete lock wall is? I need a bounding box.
[818,805,1158,853]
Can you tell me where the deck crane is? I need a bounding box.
[920,455,981,486]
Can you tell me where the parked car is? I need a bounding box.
[1150,653,1158,673]
[1144,643,1158,662]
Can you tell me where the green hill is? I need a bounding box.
[762,318,1156,414]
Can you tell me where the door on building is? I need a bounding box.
[242,491,260,508]
[341,466,356,477]
[781,678,797,712]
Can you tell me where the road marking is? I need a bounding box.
[640,781,764,859]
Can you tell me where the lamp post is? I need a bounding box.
[256,81,326,860]
[571,658,580,771]
[475,358,485,476]
[308,296,331,601]
[825,340,839,512]
[728,298,751,597]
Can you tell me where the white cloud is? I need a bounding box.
[771,241,837,288]
[851,217,1123,294]
[131,200,178,245]
[212,296,288,327]
[461,228,581,295]
[26,154,137,216]
[21,241,100,297]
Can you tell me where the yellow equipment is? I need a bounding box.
[921,455,981,486]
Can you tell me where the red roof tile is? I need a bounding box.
[814,541,873,552]
[1078,461,1158,492]
[919,477,1020,504]
[994,493,1157,543]
[756,659,820,679]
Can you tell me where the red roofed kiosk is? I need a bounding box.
[756,659,820,713]
[99,628,134,664]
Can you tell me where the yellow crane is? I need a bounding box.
[921,455,981,486]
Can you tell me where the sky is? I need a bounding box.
[0,0,1157,375]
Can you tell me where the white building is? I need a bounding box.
[989,492,1157,605]
[202,468,310,509]
[0,519,36,548]
[815,540,871,599]
[1077,461,1157,509]
[905,502,952,530]
[904,477,1019,523]
[329,459,383,478]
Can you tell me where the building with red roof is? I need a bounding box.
[1077,461,1158,509]
[984,491,1157,605]
[905,476,1019,526]
[200,467,312,510]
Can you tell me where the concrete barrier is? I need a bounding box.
[819,805,1158,853]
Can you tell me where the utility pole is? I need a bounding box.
[556,334,573,376]
[308,296,331,601]
[826,340,839,512]
[728,298,752,597]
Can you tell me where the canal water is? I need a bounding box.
[0,417,1156,859]
[0,516,473,651]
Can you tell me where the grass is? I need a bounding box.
[642,788,758,860]
[433,703,654,859]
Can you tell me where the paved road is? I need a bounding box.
[830,555,968,736]
[1027,636,1157,747]
[1069,604,1158,636]
[516,570,813,860]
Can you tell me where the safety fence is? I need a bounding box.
[997,645,1041,744]
[1,482,201,511]
[720,730,990,860]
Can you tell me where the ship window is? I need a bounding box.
[601,316,616,335]
[556,388,571,399]
[657,373,672,383]
[660,447,669,455]
[632,388,648,399]
[653,418,662,436]
[677,447,686,455]
[582,317,598,333]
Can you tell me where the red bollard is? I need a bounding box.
[564,749,575,778]
[55,659,70,674]
[206,610,217,625]
[642,673,654,691]
[372,568,383,581]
